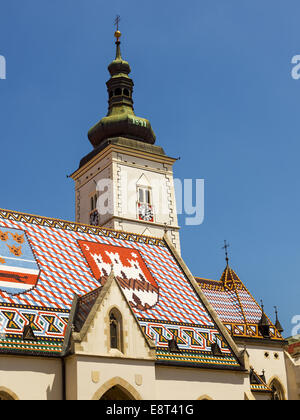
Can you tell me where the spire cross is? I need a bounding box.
[222,240,230,265]
[114,15,121,32]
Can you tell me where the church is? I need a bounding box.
[0,28,297,400]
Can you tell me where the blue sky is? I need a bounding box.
[0,0,299,335]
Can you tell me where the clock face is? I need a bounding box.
[138,203,154,222]
[90,210,99,226]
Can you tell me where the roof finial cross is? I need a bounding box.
[222,240,230,266]
[114,15,121,32]
[114,15,122,48]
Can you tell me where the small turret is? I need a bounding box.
[274,306,284,334]
[258,301,270,338]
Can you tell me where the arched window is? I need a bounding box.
[270,379,285,400]
[0,390,16,400]
[123,88,130,97]
[109,309,123,352]
[197,395,213,401]
[115,88,122,96]
[100,385,134,400]
[90,193,98,212]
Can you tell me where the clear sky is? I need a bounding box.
[0,0,299,336]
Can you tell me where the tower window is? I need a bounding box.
[115,88,122,96]
[138,187,151,205]
[137,187,154,222]
[90,193,98,211]
[90,192,99,226]
[123,88,129,97]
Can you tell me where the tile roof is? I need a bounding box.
[0,209,241,369]
[196,266,283,341]
[250,368,272,393]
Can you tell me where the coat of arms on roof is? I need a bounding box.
[78,241,159,311]
[0,227,40,296]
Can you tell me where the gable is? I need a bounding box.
[136,173,151,188]
[72,274,155,359]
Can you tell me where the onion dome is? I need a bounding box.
[88,30,156,148]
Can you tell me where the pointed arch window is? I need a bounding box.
[0,390,16,400]
[270,379,285,400]
[109,309,123,352]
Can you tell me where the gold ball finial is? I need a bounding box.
[114,30,121,41]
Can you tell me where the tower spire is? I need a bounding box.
[114,15,122,59]
[87,24,156,148]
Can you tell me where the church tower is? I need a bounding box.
[71,28,181,253]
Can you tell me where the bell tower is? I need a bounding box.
[71,28,181,253]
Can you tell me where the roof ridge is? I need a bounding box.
[195,277,222,284]
[0,208,165,246]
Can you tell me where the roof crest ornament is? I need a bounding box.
[222,240,230,266]
[114,15,122,59]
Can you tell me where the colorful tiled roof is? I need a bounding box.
[250,368,272,393]
[0,209,241,369]
[196,266,283,341]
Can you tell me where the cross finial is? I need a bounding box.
[222,240,230,266]
[114,15,121,32]
[114,15,122,45]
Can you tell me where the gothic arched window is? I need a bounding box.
[109,309,123,352]
[270,379,285,400]
[0,390,15,400]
